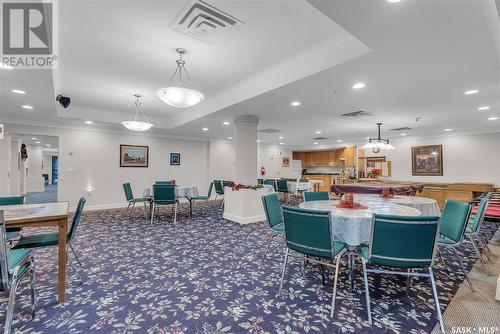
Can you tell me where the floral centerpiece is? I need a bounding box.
[379,187,394,199]
[336,192,367,209]
[370,168,381,178]
[231,183,263,191]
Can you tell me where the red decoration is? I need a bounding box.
[379,187,394,199]
[337,192,367,209]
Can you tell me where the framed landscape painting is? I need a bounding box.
[170,153,180,166]
[411,145,443,176]
[120,144,149,167]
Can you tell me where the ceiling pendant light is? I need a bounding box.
[156,48,204,108]
[121,94,153,131]
[362,122,396,150]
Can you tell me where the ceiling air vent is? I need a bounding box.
[258,129,282,134]
[313,137,328,140]
[341,111,371,118]
[390,127,412,131]
[171,0,244,45]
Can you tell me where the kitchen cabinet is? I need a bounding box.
[293,147,357,167]
[304,175,332,192]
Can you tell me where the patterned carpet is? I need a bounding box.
[2,200,498,334]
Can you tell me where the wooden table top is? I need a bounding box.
[2,202,69,223]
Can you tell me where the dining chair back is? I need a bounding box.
[439,200,472,244]
[469,197,489,234]
[257,179,263,185]
[304,191,329,202]
[222,181,233,188]
[155,180,174,185]
[68,198,86,243]
[262,193,283,230]
[152,185,176,205]
[122,183,134,202]
[276,180,289,193]
[0,196,25,206]
[369,214,440,268]
[213,180,224,195]
[207,182,214,199]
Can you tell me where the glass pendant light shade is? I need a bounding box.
[156,87,204,108]
[362,141,376,149]
[363,123,396,150]
[121,94,153,132]
[157,48,204,108]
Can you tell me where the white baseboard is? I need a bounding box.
[223,212,265,225]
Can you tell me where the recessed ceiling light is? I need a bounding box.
[337,139,342,143]
[31,137,37,140]
[365,137,370,140]
[464,89,478,95]
[278,136,284,139]
[315,130,322,134]
[400,133,407,136]
[279,142,284,145]
[11,89,26,94]
[85,120,93,124]
[477,106,490,111]
[35,141,41,144]
[227,136,233,139]
[444,128,453,132]
[45,144,51,147]
[488,117,498,121]
[0,63,13,69]
[352,82,366,89]
[22,105,34,110]
[257,139,261,143]
[202,127,208,131]
[223,121,230,125]
[291,101,301,106]
[314,142,318,145]
[387,0,401,3]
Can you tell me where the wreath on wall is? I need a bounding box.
[20,143,28,161]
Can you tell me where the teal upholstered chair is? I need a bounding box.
[261,194,284,258]
[222,181,233,188]
[189,182,214,214]
[304,191,329,202]
[0,211,36,334]
[0,196,25,241]
[263,179,277,191]
[151,185,178,224]
[437,200,474,290]
[257,179,263,185]
[12,198,86,282]
[280,206,347,318]
[471,193,494,259]
[122,183,150,216]
[42,174,49,185]
[357,214,444,333]
[465,197,490,273]
[276,180,290,201]
[156,180,174,185]
[213,180,225,208]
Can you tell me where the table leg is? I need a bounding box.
[188,197,193,217]
[58,218,68,303]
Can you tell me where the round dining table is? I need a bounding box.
[144,185,199,217]
[353,194,441,216]
[287,181,312,194]
[298,200,422,246]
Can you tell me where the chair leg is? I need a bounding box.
[143,201,148,219]
[429,268,445,334]
[220,198,224,209]
[437,248,453,272]
[450,247,477,292]
[4,279,20,334]
[173,202,177,224]
[131,202,136,214]
[150,203,155,224]
[126,202,131,214]
[67,250,82,283]
[330,255,342,318]
[277,248,289,296]
[69,243,82,267]
[406,268,413,293]
[262,233,278,262]
[29,257,36,319]
[361,259,372,325]
[468,235,490,275]
[477,234,492,260]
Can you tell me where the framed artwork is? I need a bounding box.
[170,153,181,166]
[282,157,290,167]
[120,144,149,167]
[412,145,443,176]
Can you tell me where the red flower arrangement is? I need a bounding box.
[370,168,381,175]
[230,183,263,191]
[336,192,368,209]
[379,187,394,199]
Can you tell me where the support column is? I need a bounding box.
[233,115,258,185]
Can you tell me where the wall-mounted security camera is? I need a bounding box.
[56,95,71,108]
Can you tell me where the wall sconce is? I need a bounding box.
[86,185,93,196]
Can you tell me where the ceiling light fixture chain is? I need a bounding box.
[362,122,396,150]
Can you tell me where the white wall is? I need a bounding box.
[25,145,45,193]
[0,135,12,196]
[365,132,500,186]
[5,124,210,210]
[257,144,295,179]
[208,141,235,182]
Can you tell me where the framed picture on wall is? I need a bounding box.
[170,153,180,166]
[120,144,149,167]
[282,157,290,167]
[411,145,443,176]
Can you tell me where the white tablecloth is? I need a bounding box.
[287,181,312,194]
[299,200,421,246]
[144,186,199,198]
[354,194,441,216]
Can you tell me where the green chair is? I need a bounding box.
[122,183,150,216]
[151,185,179,224]
[276,180,290,201]
[0,211,36,334]
[12,198,87,283]
[263,179,277,191]
[257,179,264,185]
[189,182,214,215]
[358,214,444,333]
[213,180,225,208]
[261,194,284,258]
[465,197,490,273]
[437,200,474,291]
[156,180,174,185]
[280,206,347,318]
[42,174,49,185]
[304,191,329,202]
[0,196,25,241]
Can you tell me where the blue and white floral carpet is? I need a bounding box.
[2,200,497,333]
